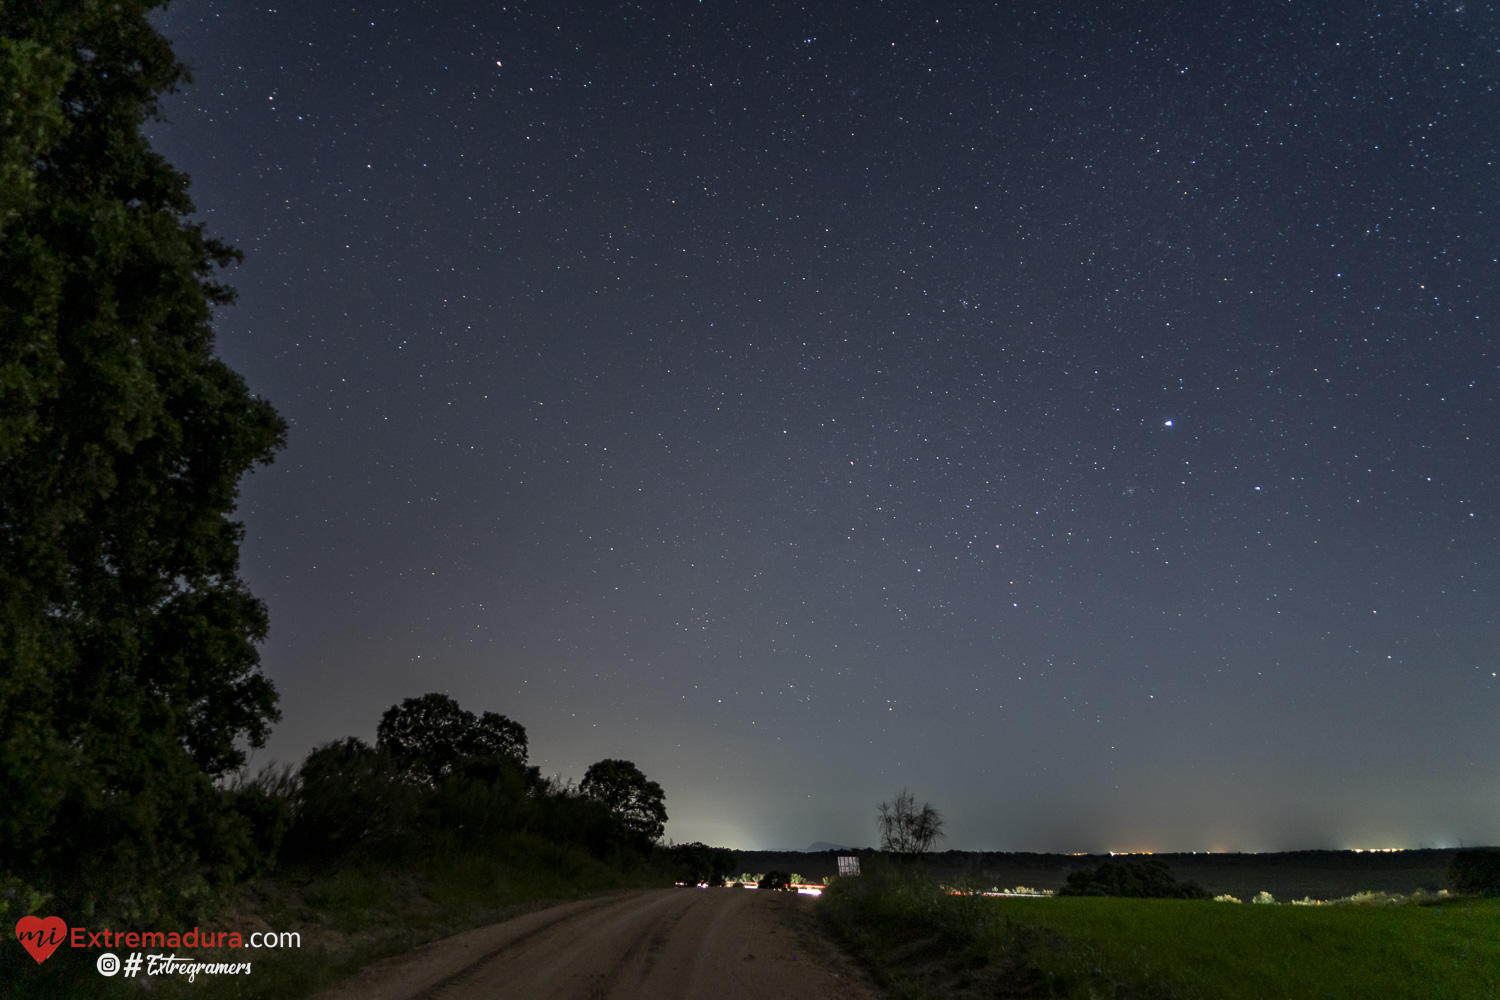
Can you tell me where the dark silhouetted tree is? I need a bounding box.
[758,871,793,891]
[580,759,668,845]
[1057,859,1210,899]
[877,789,945,858]
[471,710,529,761]
[1,1,285,919]
[661,842,737,885]
[376,693,528,784]
[1447,848,1500,897]
[288,738,421,860]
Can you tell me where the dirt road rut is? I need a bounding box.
[313,887,885,1000]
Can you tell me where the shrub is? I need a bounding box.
[286,738,422,860]
[759,871,793,891]
[1447,848,1500,897]
[1339,891,1403,906]
[521,785,639,862]
[222,765,297,874]
[430,754,547,849]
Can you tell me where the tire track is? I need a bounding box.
[422,891,691,998]
[409,895,622,999]
[314,888,886,1000]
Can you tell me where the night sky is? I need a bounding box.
[142,0,1499,853]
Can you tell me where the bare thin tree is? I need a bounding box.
[876,788,945,857]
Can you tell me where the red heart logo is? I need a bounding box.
[14,915,67,964]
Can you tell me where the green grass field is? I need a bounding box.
[986,894,1500,999]
[822,863,1500,999]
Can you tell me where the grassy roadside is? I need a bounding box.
[158,834,661,1000]
[22,833,661,1000]
[819,859,1500,999]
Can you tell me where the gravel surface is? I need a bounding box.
[311,887,886,1000]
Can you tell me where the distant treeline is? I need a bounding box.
[732,847,1490,900]
[219,692,743,893]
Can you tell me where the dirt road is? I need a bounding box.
[313,887,886,1000]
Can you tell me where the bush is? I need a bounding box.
[286,738,422,860]
[430,755,545,848]
[759,870,793,891]
[519,785,640,862]
[1447,848,1500,897]
[1057,860,1211,900]
[222,765,296,875]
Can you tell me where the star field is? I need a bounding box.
[145,0,1499,852]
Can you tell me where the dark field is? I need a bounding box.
[735,847,1465,900]
[820,864,1500,1000]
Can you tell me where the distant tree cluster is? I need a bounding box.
[659,842,737,886]
[279,693,669,864]
[1057,859,1211,899]
[1446,848,1500,897]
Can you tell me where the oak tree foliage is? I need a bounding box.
[1,0,285,918]
[375,692,529,784]
[579,758,668,845]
